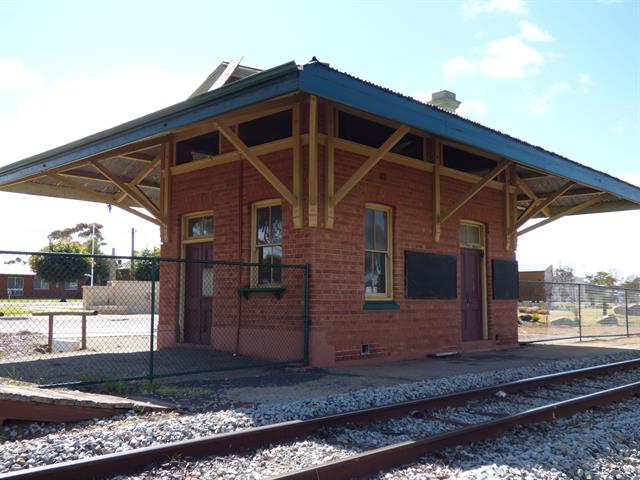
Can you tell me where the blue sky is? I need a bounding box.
[0,0,639,278]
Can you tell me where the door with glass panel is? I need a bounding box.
[183,214,214,345]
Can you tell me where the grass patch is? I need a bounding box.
[140,382,215,398]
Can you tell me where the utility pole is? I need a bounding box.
[131,227,136,279]
[90,222,96,286]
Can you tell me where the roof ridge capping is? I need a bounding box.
[298,61,640,205]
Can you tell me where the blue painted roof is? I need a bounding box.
[1,59,639,206]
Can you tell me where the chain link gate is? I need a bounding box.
[0,251,308,387]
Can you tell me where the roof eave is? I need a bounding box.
[298,63,640,205]
[0,61,301,186]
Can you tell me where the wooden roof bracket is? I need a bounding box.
[514,172,552,217]
[513,180,575,231]
[215,121,296,206]
[329,124,411,212]
[517,193,610,236]
[47,173,160,225]
[435,158,511,242]
[308,95,318,227]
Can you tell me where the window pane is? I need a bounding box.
[272,246,282,283]
[271,206,282,244]
[256,207,270,245]
[202,268,213,297]
[258,246,272,284]
[188,216,213,238]
[364,209,374,250]
[374,210,388,251]
[460,224,481,246]
[364,252,387,294]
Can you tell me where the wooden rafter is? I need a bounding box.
[517,193,609,236]
[438,159,511,226]
[58,171,159,190]
[48,173,160,225]
[331,125,411,207]
[514,173,551,217]
[91,161,161,219]
[514,180,575,230]
[114,154,161,203]
[308,95,319,227]
[215,122,296,205]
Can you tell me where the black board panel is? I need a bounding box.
[492,259,519,299]
[405,251,457,299]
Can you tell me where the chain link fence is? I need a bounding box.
[518,279,640,343]
[0,251,308,387]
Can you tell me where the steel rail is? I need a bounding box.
[272,380,640,479]
[1,357,639,480]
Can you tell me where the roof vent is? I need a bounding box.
[428,90,461,113]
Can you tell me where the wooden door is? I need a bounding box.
[184,243,213,345]
[461,248,484,341]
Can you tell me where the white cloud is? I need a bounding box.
[518,21,553,42]
[458,99,487,117]
[478,36,545,78]
[0,61,203,254]
[460,0,527,16]
[529,82,569,113]
[0,65,201,164]
[443,57,477,77]
[578,73,593,93]
[0,57,42,90]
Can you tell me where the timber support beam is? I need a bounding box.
[517,193,609,236]
[330,124,411,210]
[514,180,575,231]
[435,158,511,241]
[215,122,297,206]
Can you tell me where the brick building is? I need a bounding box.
[0,261,82,300]
[1,59,639,366]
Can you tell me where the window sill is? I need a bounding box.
[363,301,400,310]
[238,287,285,299]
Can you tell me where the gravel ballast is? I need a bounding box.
[1,350,639,478]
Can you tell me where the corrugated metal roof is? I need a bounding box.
[0,260,34,276]
[0,58,638,217]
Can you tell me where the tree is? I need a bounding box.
[29,241,91,300]
[47,223,110,285]
[552,265,575,283]
[621,276,640,290]
[585,271,618,287]
[132,247,161,281]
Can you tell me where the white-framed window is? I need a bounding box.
[251,200,283,286]
[364,204,393,300]
[459,222,484,249]
[7,277,24,297]
[183,212,214,242]
[34,277,49,290]
[64,280,78,291]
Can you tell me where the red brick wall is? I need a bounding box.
[159,118,518,366]
[0,274,83,300]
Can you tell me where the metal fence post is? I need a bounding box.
[577,283,582,342]
[149,260,157,382]
[303,263,310,366]
[625,288,630,337]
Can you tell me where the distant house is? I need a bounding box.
[0,260,82,300]
[519,265,553,302]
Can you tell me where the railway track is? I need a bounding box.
[2,357,639,480]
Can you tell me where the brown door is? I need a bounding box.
[461,248,484,341]
[184,243,213,345]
